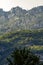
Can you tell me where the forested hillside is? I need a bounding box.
[0,30,43,65]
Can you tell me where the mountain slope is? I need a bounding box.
[0,30,43,65]
[0,6,43,34]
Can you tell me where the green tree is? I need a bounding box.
[7,47,40,65]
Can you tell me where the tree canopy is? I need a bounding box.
[7,47,40,65]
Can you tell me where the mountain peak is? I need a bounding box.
[11,6,22,12]
[28,6,43,15]
[10,6,27,16]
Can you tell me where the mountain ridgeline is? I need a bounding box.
[0,6,43,34]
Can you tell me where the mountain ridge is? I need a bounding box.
[0,6,43,34]
[0,6,43,17]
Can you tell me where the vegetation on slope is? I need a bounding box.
[7,48,40,65]
[0,30,43,65]
[0,29,43,48]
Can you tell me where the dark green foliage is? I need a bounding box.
[7,48,40,65]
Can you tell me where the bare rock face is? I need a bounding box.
[0,6,43,34]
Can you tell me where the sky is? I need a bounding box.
[0,0,43,11]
